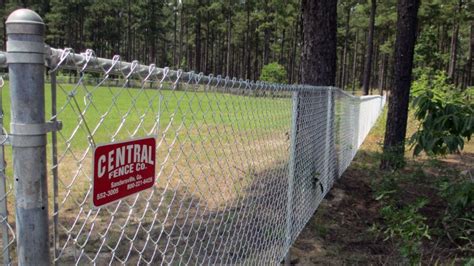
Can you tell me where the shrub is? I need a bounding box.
[410,71,473,156]
[438,179,474,247]
[259,62,288,84]
[383,199,431,264]
[371,169,430,263]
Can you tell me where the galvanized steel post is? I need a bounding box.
[323,89,333,189]
[284,91,299,265]
[6,9,51,265]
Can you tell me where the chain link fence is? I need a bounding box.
[0,9,385,265]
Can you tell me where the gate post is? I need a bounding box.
[6,9,51,265]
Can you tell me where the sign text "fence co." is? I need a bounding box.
[93,137,156,207]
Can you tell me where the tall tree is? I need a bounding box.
[4,0,472,89]
[362,0,376,95]
[467,22,473,87]
[340,4,352,89]
[381,0,420,170]
[225,0,232,76]
[351,30,359,92]
[194,0,203,72]
[447,0,463,80]
[261,1,271,66]
[300,0,337,85]
[295,2,337,246]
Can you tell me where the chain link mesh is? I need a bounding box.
[0,48,385,265]
[0,75,15,265]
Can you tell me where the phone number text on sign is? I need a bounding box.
[93,137,156,207]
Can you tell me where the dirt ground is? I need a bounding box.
[289,154,394,265]
[290,135,473,265]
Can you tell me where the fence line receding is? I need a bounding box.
[0,8,386,265]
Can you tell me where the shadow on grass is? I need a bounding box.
[54,161,302,265]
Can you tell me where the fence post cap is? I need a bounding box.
[6,9,44,36]
[6,9,43,24]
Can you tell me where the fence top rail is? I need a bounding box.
[359,95,385,101]
[0,47,385,101]
[46,48,336,93]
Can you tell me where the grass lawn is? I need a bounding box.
[1,78,295,208]
[2,80,292,149]
[0,77,390,264]
[1,78,296,263]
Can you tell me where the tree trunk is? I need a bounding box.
[465,22,473,88]
[254,28,260,80]
[448,0,462,81]
[299,0,338,198]
[127,0,132,61]
[341,7,351,89]
[362,0,376,95]
[186,23,193,71]
[301,0,337,85]
[288,29,295,82]
[173,6,177,68]
[263,1,271,66]
[280,29,286,64]
[226,5,232,76]
[359,31,367,89]
[371,43,379,94]
[289,15,298,83]
[441,25,450,71]
[351,31,359,93]
[209,31,214,73]
[263,29,270,65]
[381,0,420,170]
[292,9,303,83]
[250,17,254,79]
[204,4,210,73]
[216,33,220,74]
[195,0,202,72]
[149,1,157,64]
[178,6,184,68]
[448,23,459,80]
[241,1,252,78]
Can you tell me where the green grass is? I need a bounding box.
[1,79,294,204]
[1,80,293,151]
[0,79,294,213]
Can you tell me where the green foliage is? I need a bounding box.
[440,179,474,217]
[1,0,472,87]
[438,178,474,247]
[372,176,431,265]
[372,153,473,263]
[379,198,431,264]
[259,62,288,84]
[410,71,474,156]
[372,169,431,264]
[414,28,447,72]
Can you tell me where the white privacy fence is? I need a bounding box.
[0,9,385,265]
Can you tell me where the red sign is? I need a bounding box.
[93,137,156,207]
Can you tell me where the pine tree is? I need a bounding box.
[381,0,420,170]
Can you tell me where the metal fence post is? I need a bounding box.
[323,89,332,188]
[6,9,51,265]
[284,91,299,265]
